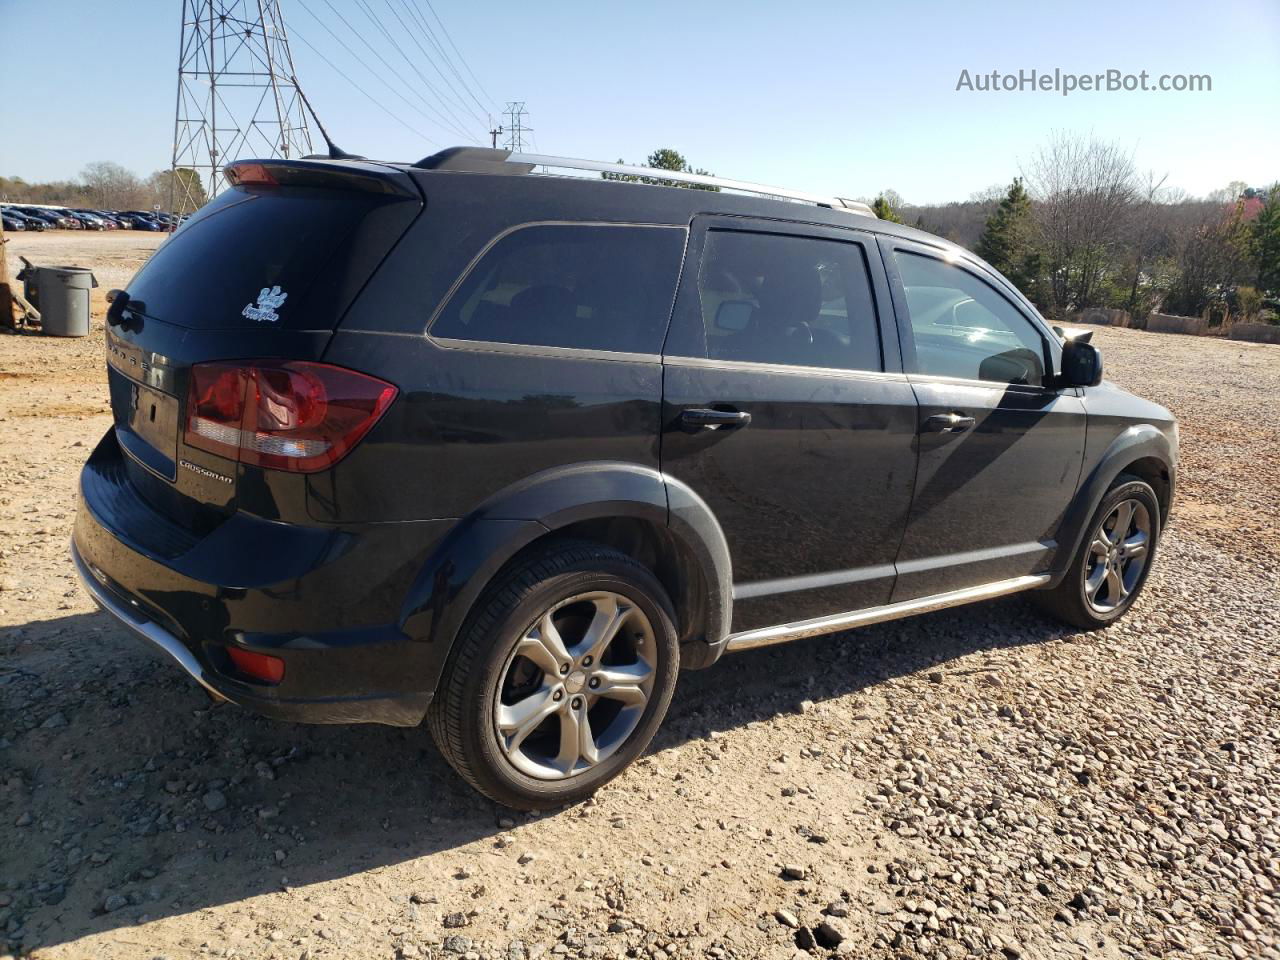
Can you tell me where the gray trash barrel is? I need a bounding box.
[36,265,97,336]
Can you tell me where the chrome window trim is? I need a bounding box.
[905,371,1058,395]
[423,220,689,354]
[429,336,661,365]
[661,353,904,384]
[725,574,1051,652]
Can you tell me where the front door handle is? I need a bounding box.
[923,412,975,433]
[681,408,752,429]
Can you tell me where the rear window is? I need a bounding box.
[431,224,687,355]
[124,186,414,330]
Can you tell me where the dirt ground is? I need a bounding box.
[1,233,1277,960]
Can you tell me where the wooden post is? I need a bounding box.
[0,214,14,329]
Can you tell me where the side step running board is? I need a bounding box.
[724,574,1051,652]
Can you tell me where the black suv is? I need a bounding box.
[73,148,1177,808]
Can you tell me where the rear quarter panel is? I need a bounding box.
[313,337,663,523]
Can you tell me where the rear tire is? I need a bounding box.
[1034,474,1161,630]
[428,540,679,809]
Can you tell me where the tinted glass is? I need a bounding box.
[432,224,687,355]
[895,252,1046,386]
[126,186,409,330]
[696,230,881,371]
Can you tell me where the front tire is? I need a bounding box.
[1034,474,1161,630]
[428,541,679,809]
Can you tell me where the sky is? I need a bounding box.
[1,0,1277,204]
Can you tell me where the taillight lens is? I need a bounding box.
[184,361,397,473]
[226,646,285,684]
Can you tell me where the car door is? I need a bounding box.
[661,217,919,634]
[880,236,1086,600]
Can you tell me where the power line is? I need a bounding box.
[348,0,483,139]
[289,26,438,147]
[395,0,495,121]
[294,0,474,143]
[417,0,497,110]
[383,0,489,127]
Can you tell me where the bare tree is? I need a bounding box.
[968,183,1007,205]
[1118,171,1179,317]
[1163,200,1253,319]
[80,161,145,210]
[1023,133,1138,316]
[146,168,208,212]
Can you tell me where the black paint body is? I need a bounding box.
[72,157,1177,725]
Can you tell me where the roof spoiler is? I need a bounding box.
[222,159,419,197]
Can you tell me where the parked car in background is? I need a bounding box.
[1,208,46,231]
[2,212,25,231]
[14,207,70,228]
[75,209,115,229]
[95,211,132,229]
[48,208,83,228]
[67,210,106,230]
[120,212,165,231]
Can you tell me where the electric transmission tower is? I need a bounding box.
[169,0,314,215]
[502,102,531,153]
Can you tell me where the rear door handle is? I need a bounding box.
[923,412,975,433]
[681,408,752,429]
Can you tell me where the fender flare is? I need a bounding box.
[397,462,734,698]
[1048,424,1175,586]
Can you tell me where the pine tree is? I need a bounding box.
[976,178,1040,296]
[600,148,719,191]
[1250,184,1280,294]
[871,195,903,223]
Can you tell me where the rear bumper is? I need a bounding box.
[73,539,433,725]
[73,541,228,701]
[72,433,452,726]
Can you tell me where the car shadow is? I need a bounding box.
[3,592,1070,951]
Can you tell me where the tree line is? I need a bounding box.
[0,162,208,214]
[611,140,1277,326]
[7,141,1276,326]
[884,133,1278,325]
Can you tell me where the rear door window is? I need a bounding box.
[694,229,882,372]
[430,224,687,355]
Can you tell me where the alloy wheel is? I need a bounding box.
[1082,498,1152,614]
[494,591,656,780]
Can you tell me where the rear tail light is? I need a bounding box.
[226,646,286,684]
[184,360,397,473]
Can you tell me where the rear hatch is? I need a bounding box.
[99,159,422,540]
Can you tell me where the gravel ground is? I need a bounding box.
[1,234,1277,960]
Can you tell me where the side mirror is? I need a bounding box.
[1060,339,1103,387]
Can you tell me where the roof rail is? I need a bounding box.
[412,146,875,217]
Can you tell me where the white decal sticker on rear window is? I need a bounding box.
[242,285,288,323]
